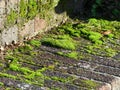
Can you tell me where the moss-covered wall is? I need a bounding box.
[0,0,68,47]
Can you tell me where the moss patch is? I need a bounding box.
[79,79,100,89]
[57,51,78,59]
[27,39,41,47]
[41,35,76,50]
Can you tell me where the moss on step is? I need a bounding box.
[41,35,76,50]
[27,39,41,47]
[0,72,16,79]
[46,75,74,83]
[0,82,4,86]
[18,45,33,53]
[57,51,78,59]
[77,79,100,89]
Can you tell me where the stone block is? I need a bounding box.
[98,83,111,90]
[111,77,120,90]
[0,0,5,8]
[47,11,67,30]
[0,16,5,30]
[0,0,5,15]
[1,25,18,46]
[6,0,19,14]
[0,32,2,46]
[34,16,46,34]
[19,19,34,41]
[0,8,5,15]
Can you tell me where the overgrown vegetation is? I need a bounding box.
[50,18,120,57]
[1,17,120,89]
[4,39,46,86]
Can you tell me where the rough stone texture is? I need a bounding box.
[6,0,19,14]
[1,25,18,46]
[0,33,1,46]
[34,17,46,34]
[19,19,35,41]
[111,77,120,90]
[46,11,67,30]
[0,0,5,15]
[0,0,5,8]
[98,83,111,90]
[39,46,120,90]
[0,16,5,30]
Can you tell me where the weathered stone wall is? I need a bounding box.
[0,0,68,47]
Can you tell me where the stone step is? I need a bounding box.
[94,65,120,77]
[44,79,88,90]
[0,77,45,90]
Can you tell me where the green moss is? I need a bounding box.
[89,32,102,43]
[6,10,18,26]
[19,0,54,20]
[59,23,81,37]
[80,29,103,44]
[10,64,19,71]
[107,34,114,38]
[5,55,17,61]
[27,39,41,47]
[0,63,4,67]
[57,51,78,59]
[18,45,33,53]
[0,72,16,79]
[41,35,76,50]
[46,75,74,83]
[27,0,38,19]
[105,48,117,57]
[0,82,4,86]
[6,53,46,85]
[88,18,100,27]
[81,79,99,89]
[5,0,55,27]
[84,43,118,57]
[19,0,27,19]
